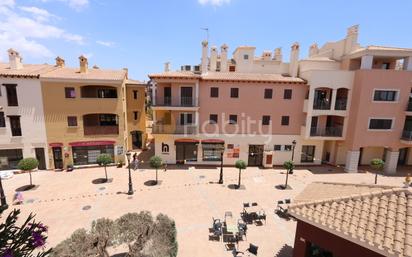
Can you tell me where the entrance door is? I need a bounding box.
[131,131,143,149]
[399,148,408,165]
[52,147,63,169]
[176,143,197,163]
[248,145,264,166]
[35,148,46,170]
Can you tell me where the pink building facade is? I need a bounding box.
[149,25,412,173]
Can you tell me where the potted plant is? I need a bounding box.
[66,162,74,172]
[117,161,124,168]
[370,158,384,184]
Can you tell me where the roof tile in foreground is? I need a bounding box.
[289,184,412,257]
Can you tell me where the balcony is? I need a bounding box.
[335,98,347,110]
[81,86,117,99]
[401,130,412,141]
[84,126,119,136]
[310,126,343,137]
[152,124,197,134]
[154,97,195,107]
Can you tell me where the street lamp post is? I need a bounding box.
[126,152,134,195]
[218,150,224,184]
[0,176,8,212]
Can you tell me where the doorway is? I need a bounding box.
[35,148,46,170]
[176,143,197,163]
[399,148,408,165]
[52,147,63,169]
[180,87,193,106]
[248,145,264,166]
[131,131,143,149]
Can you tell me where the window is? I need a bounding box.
[202,143,224,161]
[65,87,75,98]
[67,116,77,127]
[9,116,21,136]
[264,89,273,99]
[133,90,138,99]
[210,87,219,98]
[0,112,5,127]
[97,88,117,98]
[281,116,290,126]
[0,149,23,170]
[274,145,281,151]
[301,145,316,163]
[262,115,271,125]
[373,90,398,102]
[284,89,292,99]
[229,115,237,124]
[209,114,218,124]
[133,111,139,120]
[4,84,18,106]
[284,145,292,151]
[180,113,193,125]
[243,54,249,60]
[229,66,236,72]
[230,88,239,98]
[99,114,117,126]
[369,118,393,130]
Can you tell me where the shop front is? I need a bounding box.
[69,141,115,166]
[0,149,23,170]
[175,138,199,164]
[201,139,225,162]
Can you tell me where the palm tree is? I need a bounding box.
[283,160,295,189]
[370,158,384,184]
[235,160,247,189]
[150,156,163,185]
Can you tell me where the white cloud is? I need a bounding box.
[96,40,115,47]
[0,3,84,60]
[198,0,231,6]
[39,0,89,11]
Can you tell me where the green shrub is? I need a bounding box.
[283,160,295,171]
[18,158,39,171]
[235,160,247,170]
[370,158,384,171]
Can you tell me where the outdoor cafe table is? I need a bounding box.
[225,216,239,234]
[244,205,260,215]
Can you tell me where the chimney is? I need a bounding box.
[262,51,272,61]
[55,56,65,67]
[201,40,209,73]
[344,25,359,54]
[309,43,319,57]
[79,55,88,73]
[274,47,282,61]
[164,62,170,72]
[210,46,218,72]
[220,44,228,72]
[289,42,299,77]
[8,49,23,70]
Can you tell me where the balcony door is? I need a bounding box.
[181,87,193,106]
[180,113,193,125]
[164,87,171,105]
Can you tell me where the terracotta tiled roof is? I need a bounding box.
[42,67,127,81]
[294,182,395,203]
[0,63,56,78]
[149,71,305,83]
[289,187,412,257]
[202,72,305,83]
[149,71,200,79]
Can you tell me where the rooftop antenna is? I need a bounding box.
[201,27,209,42]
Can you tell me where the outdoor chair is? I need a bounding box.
[237,225,247,241]
[251,202,258,206]
[285,199,291,204]
[246,243,258,256]
[243,202,250,208]
[256,210,266,225]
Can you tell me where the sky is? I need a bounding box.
[1,0,412,81]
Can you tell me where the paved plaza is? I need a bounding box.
[0,165,407,257]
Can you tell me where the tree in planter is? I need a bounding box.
[370,158,384,184]
[283,160,295,189]
[0,209,52,257]
[149,156,163,185]
[96,154,113,182]
[18,157,39,189]
[235,160,247,189]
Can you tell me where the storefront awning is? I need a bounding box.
[201,139,225,144]
[49,142,63,147]
[175,138,199,144]
[69,140,116,147]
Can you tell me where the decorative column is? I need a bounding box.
[195,81,199,106]
[384,150,399,175]
[331,89,337,110]
[345,150,360,173]
[151,81,156,106]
